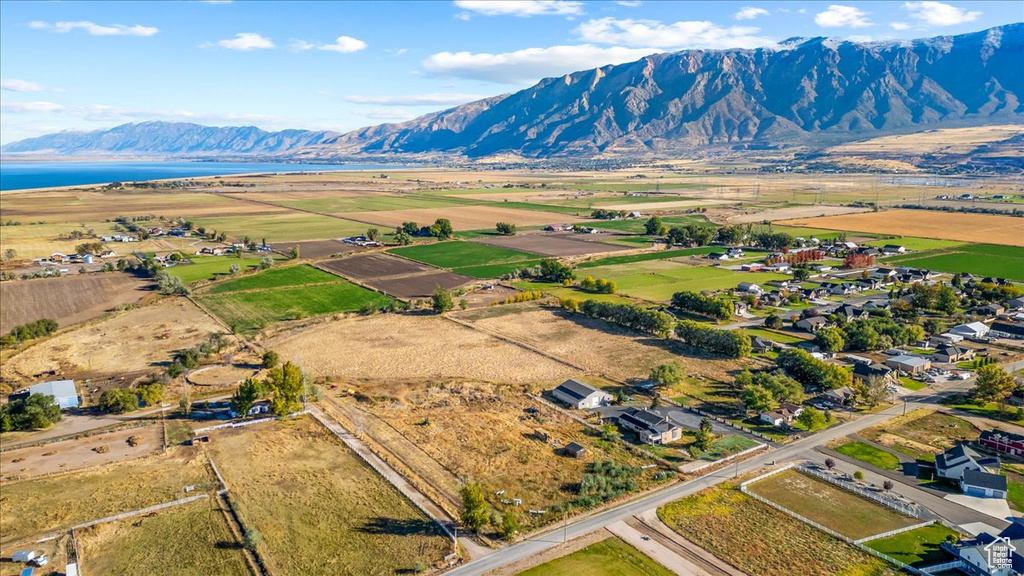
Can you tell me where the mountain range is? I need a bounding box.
[3,24,1021,159]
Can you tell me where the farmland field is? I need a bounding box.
[885,243,1024,281]
[777,209,1024,247]
[198,279,391,332]
[0,447,215,544]
[343,205,574,231]
[191,212,369,242]
[77,497,251,576]
[165,254,283,284]
[454,259,546,279]
[862,237,966,251]
[517,537,674,576]
[588,215,715,234]
[202,264,341,294]
[658,484,890,576]
[0,273,153,333]
[268,238,359,259]
[577,246,722,268]
[206,417,450,575]
[748,469,919,539]
[863,523,958,567]
[319,253,475,298]
[474,232,631,257]
[389,241,538,269]
[274,192,478,214]
[576,260,789,302]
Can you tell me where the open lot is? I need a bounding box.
[201,264,340,294]
[0,273,153,333]
[77,497,251,576]
[0,447,215,544]
[268,238,359,259]
[658,484,889,576]
[475,232,631,257]
[833,440,902,470]
[748,469,919,540]
[206,416,450,575]
[1,424,163,480]
[859,410,980,461]
[190,212,370,243]
[265,313,574,384]
[390,241,538,269]
[778,209,1024,247]
[886,243,1024,282]
[344,205,571,231]
[863,523,958,567]
[319,253,475,298]
[517,537,674,576]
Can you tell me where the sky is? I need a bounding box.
[0,0,1020,144]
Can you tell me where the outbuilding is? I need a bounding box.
[551,379,612,410]
[885,355,932,375]
[21,380,79,410]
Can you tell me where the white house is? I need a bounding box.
[950,322,991,339]
[737,282,762,294]
[551,379,612,409]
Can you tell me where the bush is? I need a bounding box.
[432,287,454,313]
[495,222,517,235]
[577,460,641,506]
[137,383,164,407]
[1,318,59,349]
[262,350,280,369]
[98,388,140,414]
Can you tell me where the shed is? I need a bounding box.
[551,379,612,410]
[885,355,932,375]
[562,442,587,458]
[26,380,79,410]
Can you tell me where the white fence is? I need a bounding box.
[687,442,769,474]
[798,463,925,519]
[193,410,309,433]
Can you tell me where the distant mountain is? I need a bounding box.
[1,121,340,157]
[4,24,1022,159]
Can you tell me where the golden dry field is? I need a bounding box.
[778,209,1024,246]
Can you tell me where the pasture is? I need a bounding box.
[389,241,537,269]
[658,484,890,576]
[0,273,152,333]
[885,243,1024,281]
[475,232,631,257]
[268,238,359,259]
[577,260,789,302]
[165,254,278,284]
[777,209,1024,247]
[517,537,674,576]
[202,264,340,294]
[206,417,451,575]
[190,212,369,242]
[588,215,714,234]
[343,205,571,231]
[77,497,251,576]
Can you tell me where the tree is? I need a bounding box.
[175,348,201,370]
[975,364,1015,404]
[179,392,192,416]
[843,321,881,351]
[0,394,62,431]
[432,286,454,314]
[824,458,836,471]
[649,362,685,388]
[500,511,520,539]
[433,218,454,240]
[231,378,262,417]
[764,314,783,330]
[694,417,714,451]
[732,369,753,391]
[98,388,139,414]
[814,327,846,352]
[883,480,894,492]
[243,527,261,551]
[137,383,164,407]
[857,375,891,408]
[742,384,777,413]
[366,228,379,241]
[288,245,300,259]
[496,222,517,235]
[258,256,273,270]
[167,362,184,379]
[229,264,240,276]
[156,272,189,296]
[460,483,488,532]
[853,470,864,481]
[797,406,826,430]
[262,350,280,369]
[537,259,575,283]
[266,362,304,415]
[644,216,666,236]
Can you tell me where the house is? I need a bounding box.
[862,299,891,311]
[617,408,682,445]
[760,402,804,427]
[707,252,729,261]
[828,283,859,296]
[885,355,932,375]
[551,379,612,409]
[10,380,80,410]
[962,469,1008,499]
[1008,297,1024,310]
[881,245,906,254]
[944,518,1024,576]
[795,316,828,333]
[741,263,764,272]
[979,429,1024,459]
[737,282,762,294]
[562,442,587,458]
[976,304,1006,317]
[822,386,856,406]
[726,247,744,258]
[932,346,975,364]
[872,267,898,280]
[931,332,965,346]
[750,336,775,354]
[990,322,1024,340]
[950,322,991,339]
[765,263,791,273]
[835,304,868,323]
[627,211,643,219]
[852,363,898,386]
[49,252,66,263]
[936,444,988,480]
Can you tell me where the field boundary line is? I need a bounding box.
[310,261,406,302]
[185,293,237,334]
[443,315,587,371]
[854,520,935,544]
[193,411,308,434]
[0,418,158,454]
[213,490,269,576]
[70,493,209,532]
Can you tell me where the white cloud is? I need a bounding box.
[208,32,275,51]
[814,5,872,28]
[423,44,660,84]
[890,22,912,30]
[341,93,486,106]
[575,18,771,49]
[735,7,769,20]
[453,1,583,17]
[455,12,472,21]
[29,20,159,37]
[0,101,65,113]
[616,1,642,6]
[1,79,63,93]
[290,36,367,53]
[903,1,980,26]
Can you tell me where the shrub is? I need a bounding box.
[98,388,140,414]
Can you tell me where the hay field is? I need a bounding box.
[729,205,873,224]
[0,273,153,333]
[829,125,1024,155]
[207,417,450,575]
[190,211,369,242]
[1,299,228,385]
[464,307,747,382]
[0,190,265,221]
[0,447,215,544]
[344,205,572,230]
[77,497,251,576]
[778,209,1024,247]
[264,314,574,384]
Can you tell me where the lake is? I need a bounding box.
[0,160,409,191]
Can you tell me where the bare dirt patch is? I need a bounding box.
[778,209,1024,247]
[318,253,475,298]
[1,424,162,480]
[602,199,738,211]
[345,205,571,231]
[269,238,360,259]
[0,274,154,333]
[476,232,631,257]
[374,270,476,299]
[728,204,872,224]
[264,313,574,385]
[186,364,258,387]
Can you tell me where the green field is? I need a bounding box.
[517,537,674,576]
[166,254,279,284]
[199,280,391,332]
[833,441,902,470]
[767,226,856,240]
[191,212,369,243]
[741,328,809,345]
[578,246,722,268]
[588,215,714,234]
[579,260,789,302]
[862,237,966,251]
[864,523,957,567]
[887,243,1024,281]
[390,241,538,269]
[454,259,545,279]
[203,264,340,294]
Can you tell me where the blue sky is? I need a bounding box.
[0,1,1019,143]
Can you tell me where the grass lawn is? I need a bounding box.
[938,398,1024,426]
[899,377,927,391]
[834,441,902,470]
[741,328,809,345]
[390,240,538,269]
[658,484,890,576]
[207,417,450,576]
[517,537,674,576]
[165,255,275,284]
[78,497,250,576]
[886,243,1024,281]
[692,434,760,461]
[748,469,919,540]
[198,280,391,332]
[864,523,957,567]
[1006,469,1024,512]
[191,213,369,243]
[202,264,340,294]
[454,259,545,279]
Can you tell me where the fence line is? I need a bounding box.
[70,494,209,531]
[687,442,769,474]
[798,464,924,519]
[739,462,797,488]
[853,520,935,544]
[193,410,309,433]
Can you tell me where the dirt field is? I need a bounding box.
[728,205,872,224]
[1,424,162,480]
[264,313,575,384]
[859,409,980,460]
[318,253,476,298]
[475,232,631,257]
[461,306,747,382]
[1,299,229,388]
[77,497,251,576]
[186,364,258,387]
[601,199,739,211]
[0,190,275,221]
[0,274,154,333]
[206,416,450,575]
[829,125,1024,156]
[269,238,360,259]
[344,205,570,231]
[778,209,1024,247]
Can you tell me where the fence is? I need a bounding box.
[685,405,796,443]
[193,410,309,433]
[798,463,924,519]
[688,442,769,475]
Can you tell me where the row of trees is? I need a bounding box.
[1,318,58,349]
[670,291,731,321]
[574,300,676,337]
[765,249,825,265]
[675,320,752,358]
[776,349,852,390]
[814,316,926,353]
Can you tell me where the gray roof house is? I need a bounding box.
[884,354,932,374]
[551,379,612,410]
[617,408,682,445]
[945,518,1024,575]
[852,363,898,385]
[795,316,829,333]
[25,380,79,410]
[961,469,1009,499]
